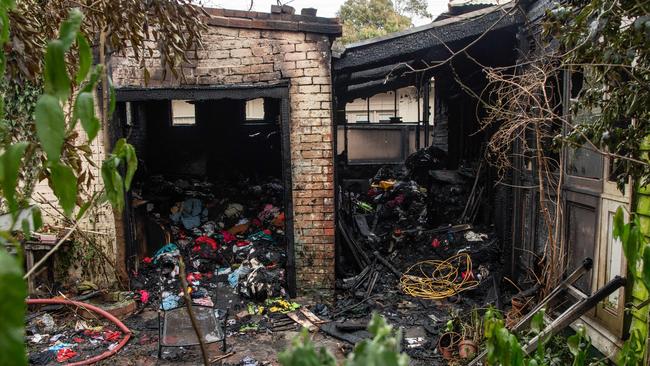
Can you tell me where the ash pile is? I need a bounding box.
[333,146,503,363]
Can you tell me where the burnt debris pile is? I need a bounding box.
[131,175,288,310]
[334,147,502,362]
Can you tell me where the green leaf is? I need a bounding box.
[43,40,71,100]
[124,144,137,189]
[0,249,27,366]
[74,92,99,141]
[0,11,9,44]
[82,65,103,93]
[49,162,78,217]
[0,142,28,214]
[567,333,580,355]
[530,309,545,334]
[0,0,16,10]
[75,34,92,84]
[613,207,625,239]
[58,8,83,50]
[32,206,42,231]
[641,246,650,292]
[101,157,124,212]
[34,95,65,162]
[75,192,96,221]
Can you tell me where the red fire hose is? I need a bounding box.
[27,298,132,365]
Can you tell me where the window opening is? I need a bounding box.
[171,100,196,126]
[245,98,265,121]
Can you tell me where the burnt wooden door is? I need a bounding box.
[562,72,629,341]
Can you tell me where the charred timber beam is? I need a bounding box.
[115,83,290,102]
[372,251,402,278]
[336,62,414,86]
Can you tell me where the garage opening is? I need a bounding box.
[114,85,296,298]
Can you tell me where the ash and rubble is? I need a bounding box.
[130,174,289,309]
[329,146,505,364]
[25,147,511,365]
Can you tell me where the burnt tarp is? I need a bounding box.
[332,3,524,102]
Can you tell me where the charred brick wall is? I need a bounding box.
[110,16,338,293]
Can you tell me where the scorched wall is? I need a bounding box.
[110,9,341,293]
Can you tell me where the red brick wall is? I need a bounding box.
[111,24,336,292]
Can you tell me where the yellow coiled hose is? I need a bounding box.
[400,252,479,300]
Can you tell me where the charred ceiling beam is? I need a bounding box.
[333,3,523,74]
[336,62,414,86]
[115,82,290,102]
[338,74,420,103]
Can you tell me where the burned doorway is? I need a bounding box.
[115,84,296,297]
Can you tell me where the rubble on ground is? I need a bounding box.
[25,148,510,365]
[334,147,504,364]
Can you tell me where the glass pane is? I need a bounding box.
[567,146,602,179]
[348,128,402,162]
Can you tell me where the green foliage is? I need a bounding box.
[49,161,77,216]
[278,329,337,366]
[0,6,139,364]
[73,92,99,140]
[280,313,409,366]
[484,308,593,366]
[0,249,27,366]
[8,0,207,82]
[337,0,425,44]
[101,138,138,213]
[346,314,409,366]
[75,34,91,84]
[545,0,650,189]
[567,326,590,366]
[34,94,64,161]
[617,328,644,366]
[484,308,526,366]
[0,142,27,214]
[613,207,650,292]
[611,207,650,365]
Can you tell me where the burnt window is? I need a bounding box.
[245,98,265,121]
[171,100,196,126]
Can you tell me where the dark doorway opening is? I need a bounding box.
[114,84,296,297]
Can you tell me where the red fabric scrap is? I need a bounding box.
[461,271,474,281]
[187,272,203,282]
[431,238,441,248]
[251,218,262,227]
[195,236,218,250]
[56,349,77,362]
[236,240,251,247]
[138,289,149,304]
[103,330,121,342]
[73,337,84,343]
[221,230,236,243]
[83,329,102,339]
[142,257,152,264]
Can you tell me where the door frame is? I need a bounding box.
[114,82,297,297]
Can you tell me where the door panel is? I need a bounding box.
[565,191,599,294]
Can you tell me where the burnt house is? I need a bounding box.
[332,2,522,270]
[331,0,640,358]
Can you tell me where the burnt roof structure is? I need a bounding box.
[332,3,524,102]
